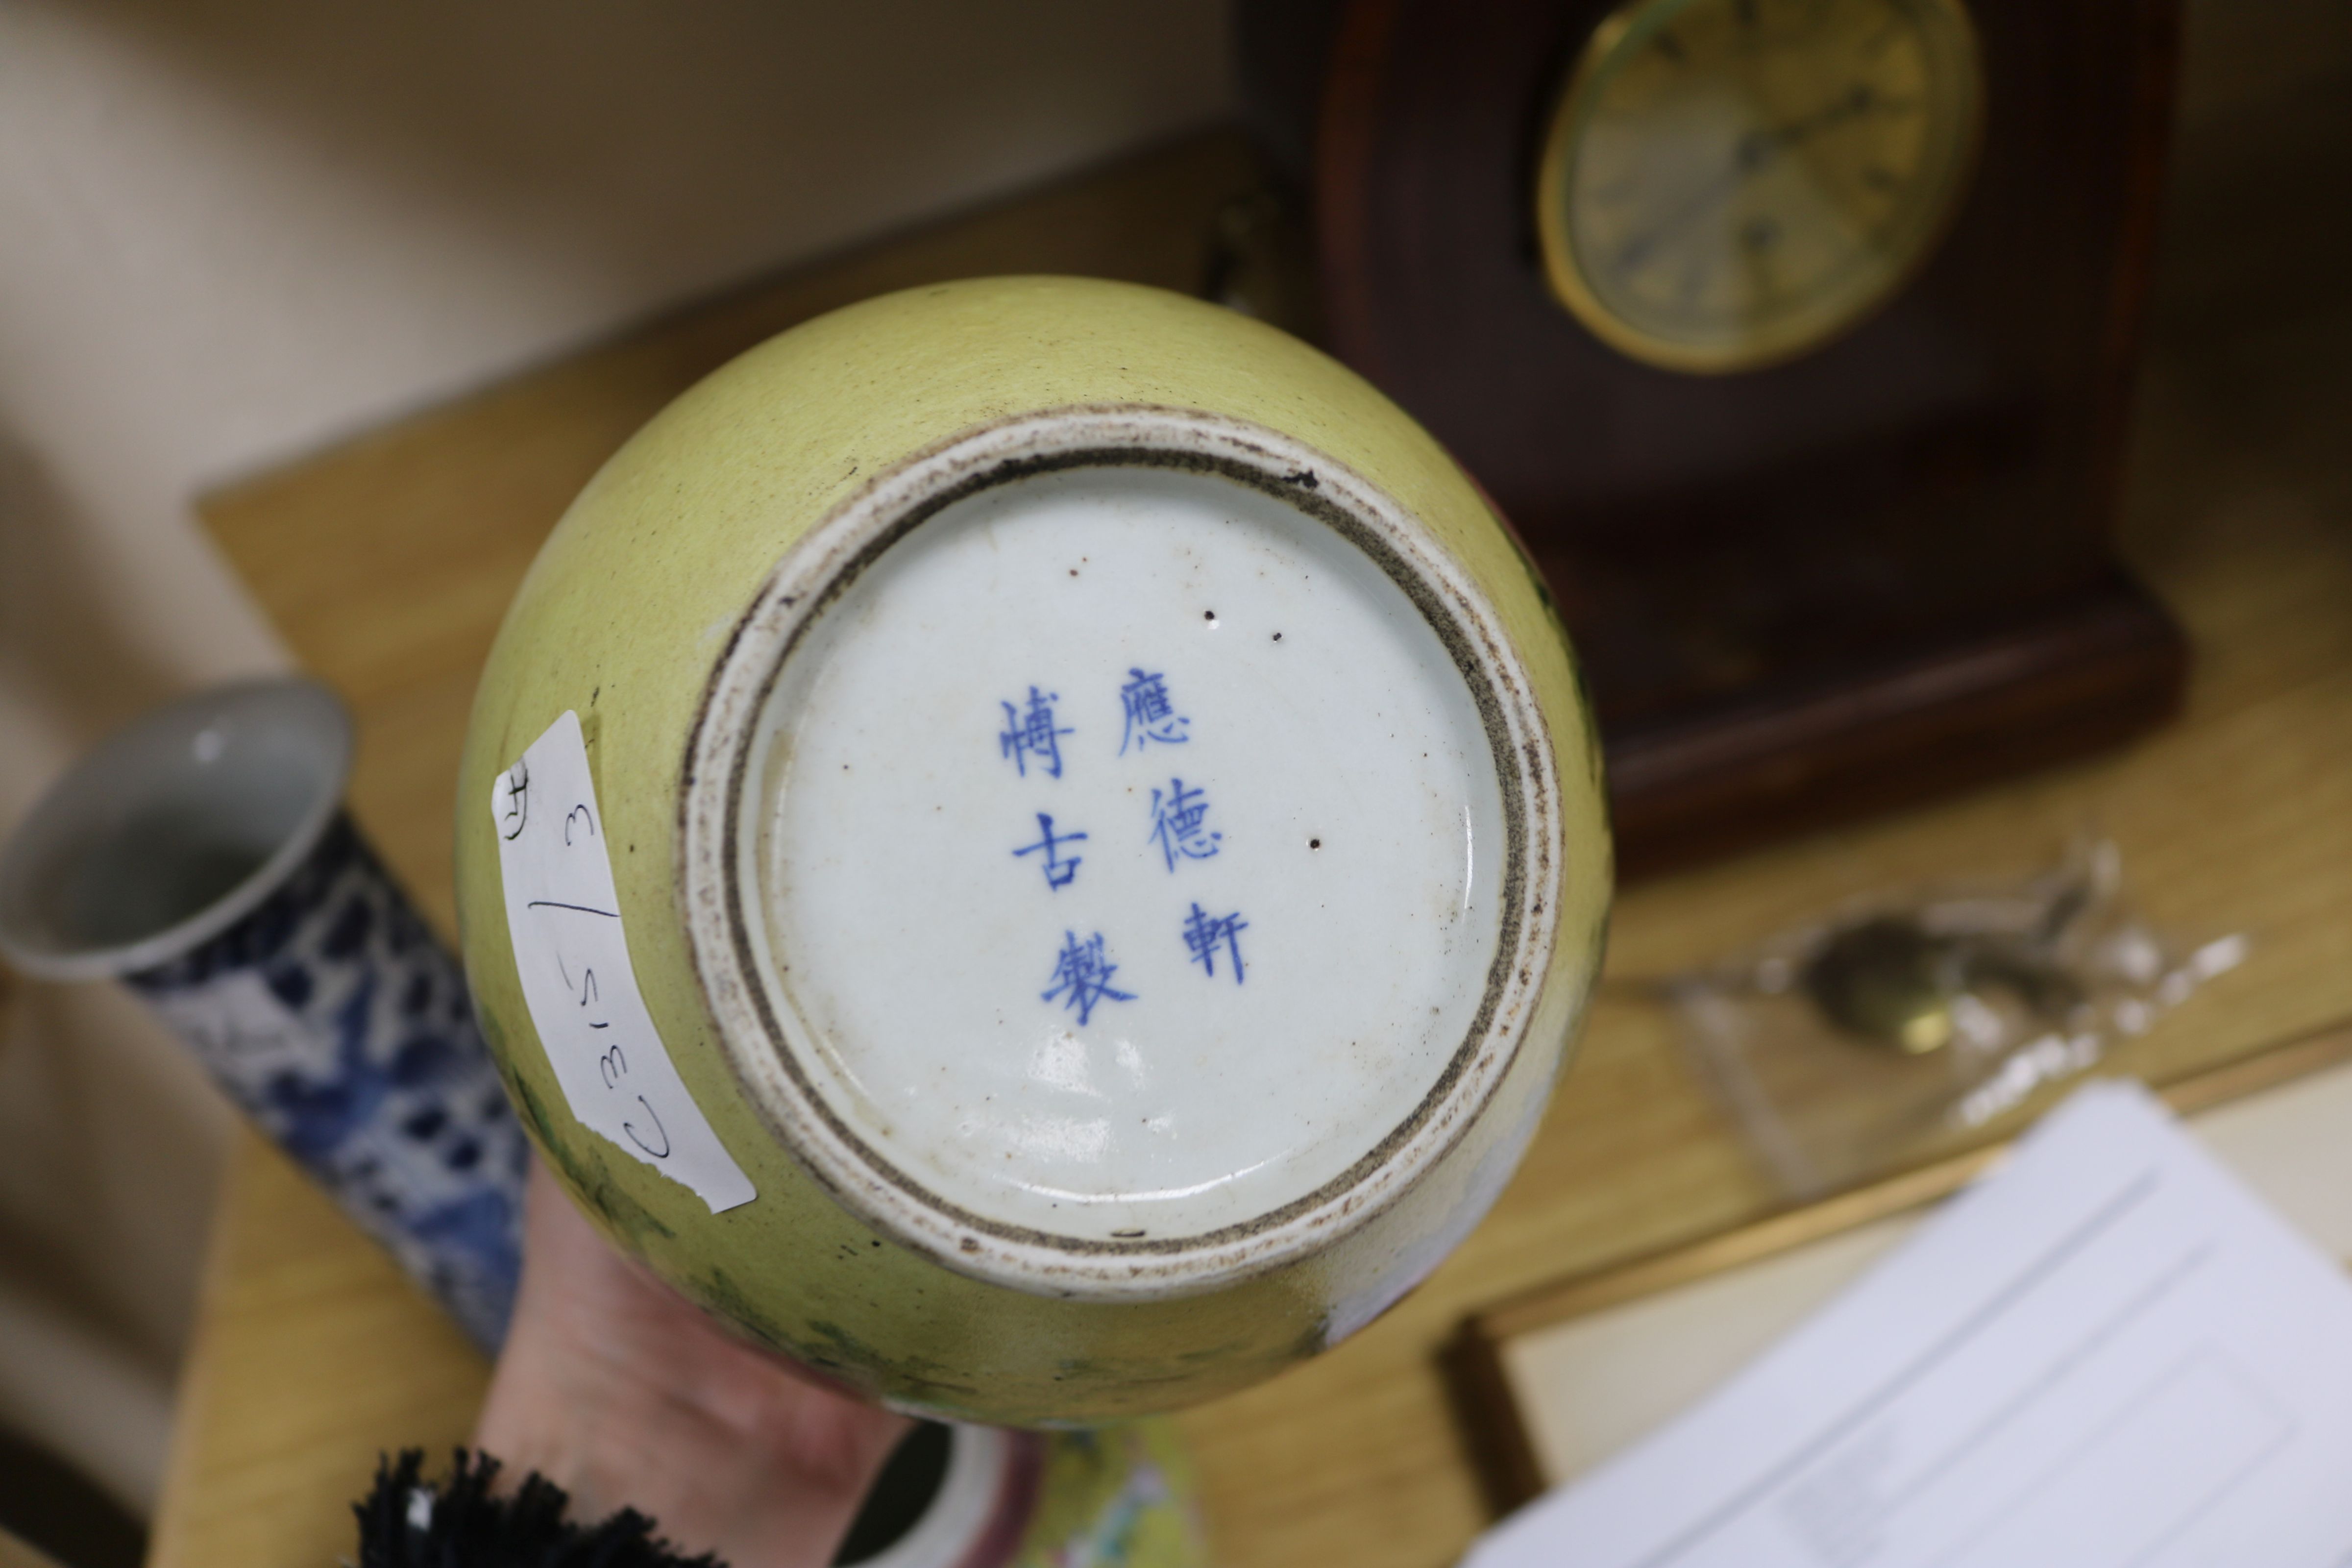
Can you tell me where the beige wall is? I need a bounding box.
[0,0,1228,1517]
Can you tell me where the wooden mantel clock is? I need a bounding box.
[1237,0,2187,875]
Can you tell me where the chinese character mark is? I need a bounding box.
[1147,778,1221,871]
[1000,686,1073,779]
[1182,904,1249,984]
[1118,668,1190,755]
[1011,812,1089,890]
[497,761,530,840]
[1041,931,1135,1026]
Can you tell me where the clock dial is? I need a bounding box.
[1536,0,1983,372]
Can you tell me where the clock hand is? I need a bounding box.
[1616,164,1748,274]
[1614,86,1895,276]
[1737,83,1885,170]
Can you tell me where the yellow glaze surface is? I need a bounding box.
[452,277,1610,1424]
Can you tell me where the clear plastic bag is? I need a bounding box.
[1671,838,2249,1199]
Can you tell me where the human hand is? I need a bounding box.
[473,1161,910,1567]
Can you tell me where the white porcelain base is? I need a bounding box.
[683,408,1563,1298]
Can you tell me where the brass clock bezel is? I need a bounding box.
[1534,0,1986,375]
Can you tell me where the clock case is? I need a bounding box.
[1237,0,2187,876]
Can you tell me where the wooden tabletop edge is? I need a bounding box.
[1448,1012,2352,1513]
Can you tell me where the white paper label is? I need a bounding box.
[492,710,754,1213]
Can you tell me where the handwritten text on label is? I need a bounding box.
[492,710,755,1213]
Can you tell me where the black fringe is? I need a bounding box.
[353,1450,725,1568]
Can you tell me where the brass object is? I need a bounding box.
[1803,881,2089,1054]
[1801,915,1965,1053]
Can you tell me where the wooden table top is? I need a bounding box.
[149,130,2352,1568]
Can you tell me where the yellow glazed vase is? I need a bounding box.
[454,276,1611,1426]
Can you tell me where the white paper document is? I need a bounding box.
[1468,1080,2352,1568]
[493,710,755,1213]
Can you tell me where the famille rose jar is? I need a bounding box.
[453,277,1611,1441]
